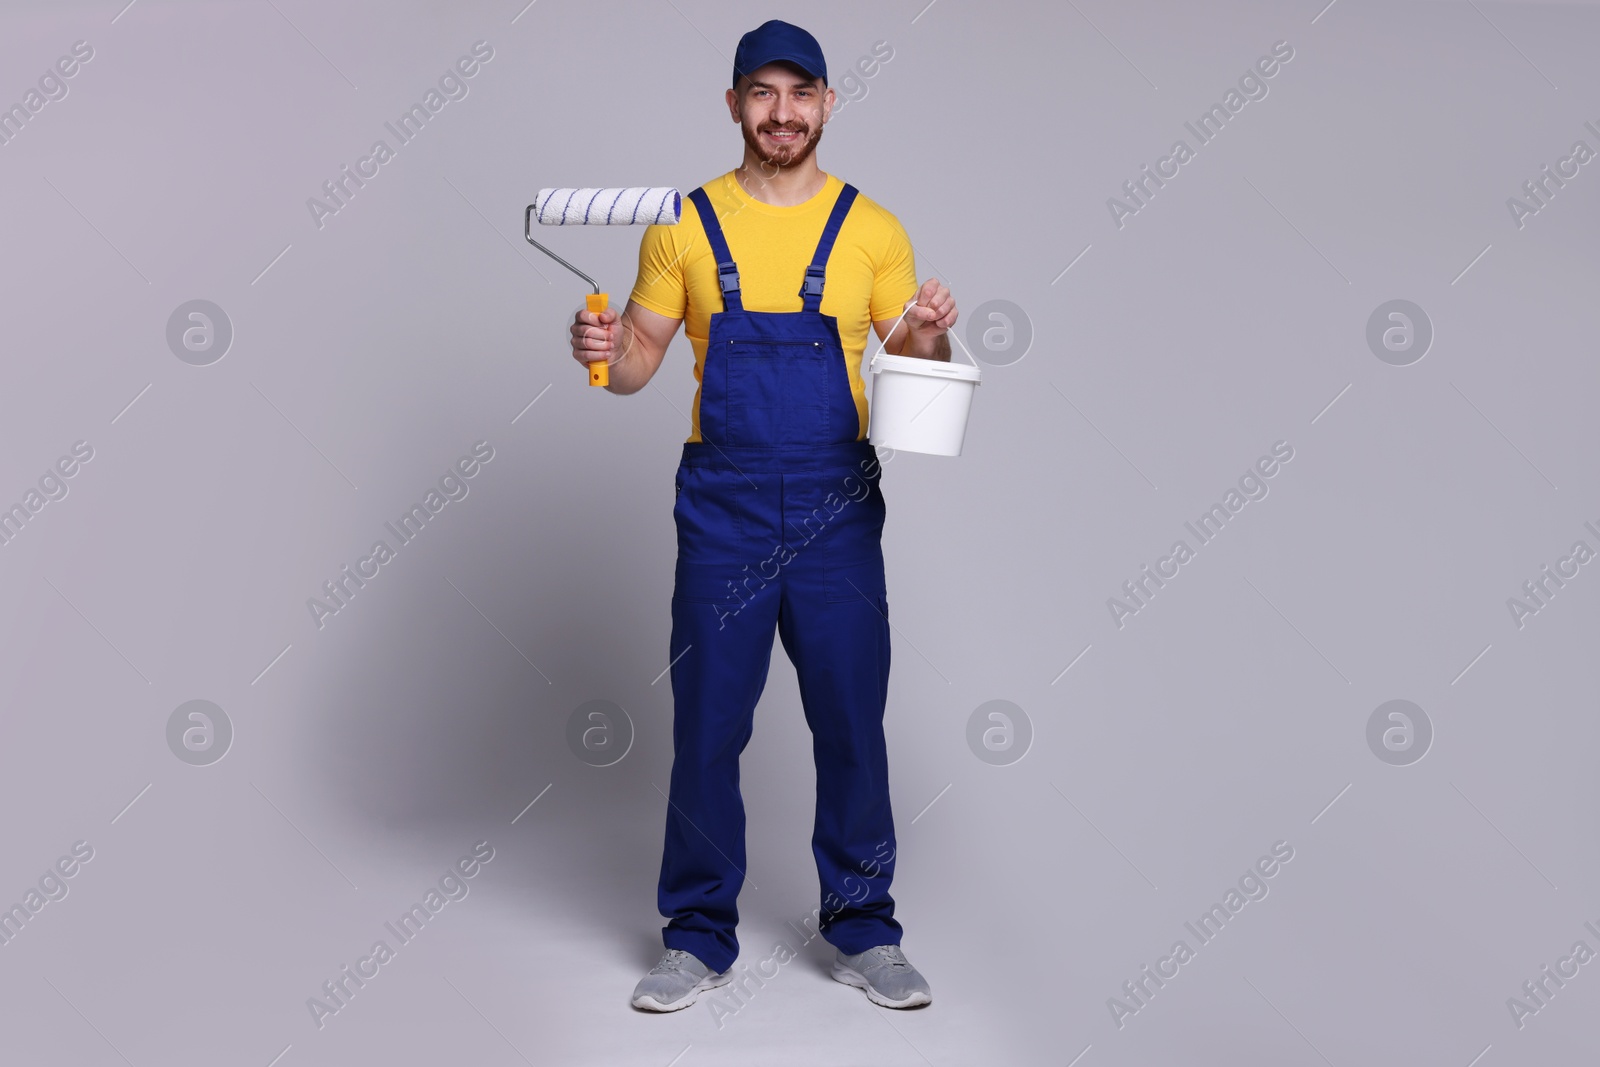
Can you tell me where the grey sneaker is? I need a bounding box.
[631,948,730,1012]
[832,944,932,1008]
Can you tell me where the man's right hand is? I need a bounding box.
[570,305,620,370]
[564,299,681,395]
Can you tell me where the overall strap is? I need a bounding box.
[799,183,859,312]
[686,186,742,312]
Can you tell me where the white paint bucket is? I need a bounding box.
[867,349,982,456]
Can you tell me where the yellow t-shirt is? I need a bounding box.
[628,171,919,443]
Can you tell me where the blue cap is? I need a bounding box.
[733,20,827,89]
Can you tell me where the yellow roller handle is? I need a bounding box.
[586,292,609,387]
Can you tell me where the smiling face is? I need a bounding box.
[727,61,834,171]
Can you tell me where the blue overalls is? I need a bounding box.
[657,182,901,974]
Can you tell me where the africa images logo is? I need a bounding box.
[306,41,494,230]
[1107,40,1295,229]
[305,841,495,1029]
[1107,441,1294,629]
[1107,840,1295,1029]
[307,441,495,630]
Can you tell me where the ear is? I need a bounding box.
[822,85,835,124]
[725,86,740,122]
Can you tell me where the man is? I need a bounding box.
[567,20,956,1013]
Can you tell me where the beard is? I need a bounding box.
[741,117,824,171]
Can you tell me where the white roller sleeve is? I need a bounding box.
[534,187,681,226]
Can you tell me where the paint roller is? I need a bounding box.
[525,187,682,387]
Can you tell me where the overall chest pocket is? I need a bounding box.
[723,339,835,446]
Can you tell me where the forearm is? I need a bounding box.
[602,316,659,395]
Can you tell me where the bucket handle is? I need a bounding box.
[868,297,981,371]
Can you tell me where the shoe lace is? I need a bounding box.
[868,946,911,970]
[650,949,694,974]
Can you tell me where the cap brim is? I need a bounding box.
[734,53,826,85]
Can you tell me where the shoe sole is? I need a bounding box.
[632,969,731,1013]
[831,961,932,1009]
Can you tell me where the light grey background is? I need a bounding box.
[2,0,1597,1064]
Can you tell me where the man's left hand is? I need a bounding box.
[902,277,957,359]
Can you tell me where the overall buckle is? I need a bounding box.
[801,266,826,299]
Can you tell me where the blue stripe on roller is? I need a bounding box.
[584,189,602,224]
[628,190,642,225]
[559,188,578,224]
[604,188,626,224]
